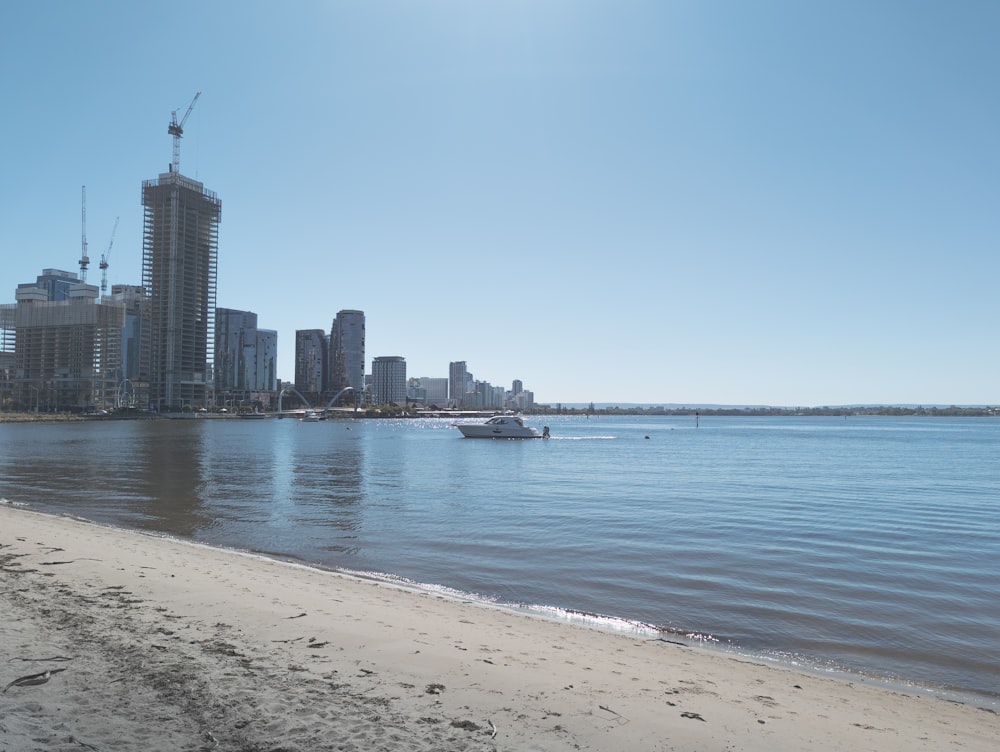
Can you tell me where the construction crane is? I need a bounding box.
[79,186,89,281]
[168,91,201,174]
[99,216,119,295]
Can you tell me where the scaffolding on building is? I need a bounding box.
[0,304,15,410]
[140,172,221,411]
[0,297,125,412]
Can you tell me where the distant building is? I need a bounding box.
[511,389,534,411]
[372,356,406,405]
[0,305,13,406]
[330,310,365,404]
[110,285,145,407]
[294,329,327,400]
[215,308,256,394]
[407,376,448,406]
[215,308,277,405]
[20,269,80,302]
[448,361,467,407]
[140,171,221,411]
[3,278,124,411]
[254,329,278,395]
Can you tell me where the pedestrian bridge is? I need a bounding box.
[276,386,356,415]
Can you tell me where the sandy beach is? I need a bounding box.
[1,505,996,751]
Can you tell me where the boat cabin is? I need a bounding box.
[485,416,525,427]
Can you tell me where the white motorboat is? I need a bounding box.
[300,410,323,422]
[456,415,548,439]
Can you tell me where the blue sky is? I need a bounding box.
[2,1,997,406]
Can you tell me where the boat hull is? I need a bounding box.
[456,425,541,439]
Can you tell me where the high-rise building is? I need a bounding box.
[407,377,448,406]
[215,308,277,405]
[140,171,221,411]
[448,361,467,407]
[212,308,257,398]
[372,356,406,405]
[110,285,145,407]
[3,277,124,411]
[215,308,256,395]
[330,310,365,404]
[22,269,80,302]
[253,329,278,395]
[511,389,534,411]
[0,303,14,401]
[294,329,327,400]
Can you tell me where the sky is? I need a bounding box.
[1,1,997,406]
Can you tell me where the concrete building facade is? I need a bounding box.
[372,355,406,405]
[448,360,468,407]
[407,376,448,406]
[294,329,327,401]
[215,308,277,407]
[330,309,364,404]
[140,171,221,411]
[2,279,124,412]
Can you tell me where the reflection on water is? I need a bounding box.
[133,420,209,535]
[0,418,369,549]
[285,421,365,555]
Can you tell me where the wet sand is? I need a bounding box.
[1,504,996,751]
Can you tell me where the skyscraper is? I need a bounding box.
[110,285,145,407]
[330,309,365,404]
[449,360,467,407]
[294,329,327,400]
[253,329,278,395]
[140,172,221,410]
[372,356,406,405]
[214,307,277,407]
[4,274,124,411]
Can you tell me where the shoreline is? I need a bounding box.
[324,567,992,709]
[2,407,998,425]
[6,501,992,708]
[2,505,997,751]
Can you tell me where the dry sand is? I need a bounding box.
[1,504,996,751]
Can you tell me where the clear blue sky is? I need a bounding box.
[2,1,997,406]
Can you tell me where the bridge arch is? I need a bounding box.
[277,387,313,412]
[324,386,355,412]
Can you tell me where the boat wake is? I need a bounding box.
[548,435,617,441]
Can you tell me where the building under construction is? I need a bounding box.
[0,277,125,412]
[140,171,221,411]
[0,95,221,414]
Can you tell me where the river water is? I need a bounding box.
[1,414,997,703]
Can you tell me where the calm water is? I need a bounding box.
[1,415,998,702]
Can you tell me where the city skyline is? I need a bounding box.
[2,2,997,406]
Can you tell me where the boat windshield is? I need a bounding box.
[485,416,524,426]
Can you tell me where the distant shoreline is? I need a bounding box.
[0,412,86,423]
[535,405,999,417]
[2,405,997,424]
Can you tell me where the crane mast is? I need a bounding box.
[168,91,201,173]
[79,186,89,281]
[100,216,119,294]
